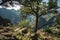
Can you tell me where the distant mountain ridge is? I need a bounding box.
[0,8,21,25]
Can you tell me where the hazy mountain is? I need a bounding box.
[0,8,21,25]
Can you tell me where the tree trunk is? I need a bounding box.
[35,14,38,32]
[34,0,39,33]
[31,13,38,40]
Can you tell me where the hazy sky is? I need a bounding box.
[43,0,48,3]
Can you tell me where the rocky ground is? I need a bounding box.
[0,26,60,40]
[0,26,17,40]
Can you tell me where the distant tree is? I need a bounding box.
[48,0,58,9]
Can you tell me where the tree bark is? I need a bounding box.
[35,14,38,32]
[32,13,38,40]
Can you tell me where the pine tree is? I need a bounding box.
[17,0,58,34]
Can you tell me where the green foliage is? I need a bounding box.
[22,36,29,40]
[18,0,46,14]
[20,6,32,13]
[20,6,32,19]
[38,34,43,40]
[18,19,29,28]
[16,35,21,40]
[56,16,60,25]
[48,0,58,9]
[44,27,52,33]
[40,10,47,15]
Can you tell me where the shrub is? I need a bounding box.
[56,16,60,25]
[18,19,29,28]
[44,27,52,33]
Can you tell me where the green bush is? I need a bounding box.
[56,16,60,25]
[18,19,29,28]
[44,27,52,33]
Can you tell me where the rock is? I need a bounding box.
[26,32,30,37]
[0,16,13,26]
[20,28,28,34]
[42,37,53,40]
[30,33,38,40]
[14,28,20,32]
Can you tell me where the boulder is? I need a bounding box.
[0,16,12,26]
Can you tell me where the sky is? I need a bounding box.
[43,0,48,3]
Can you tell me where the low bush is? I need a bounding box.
[44,27,52,33]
